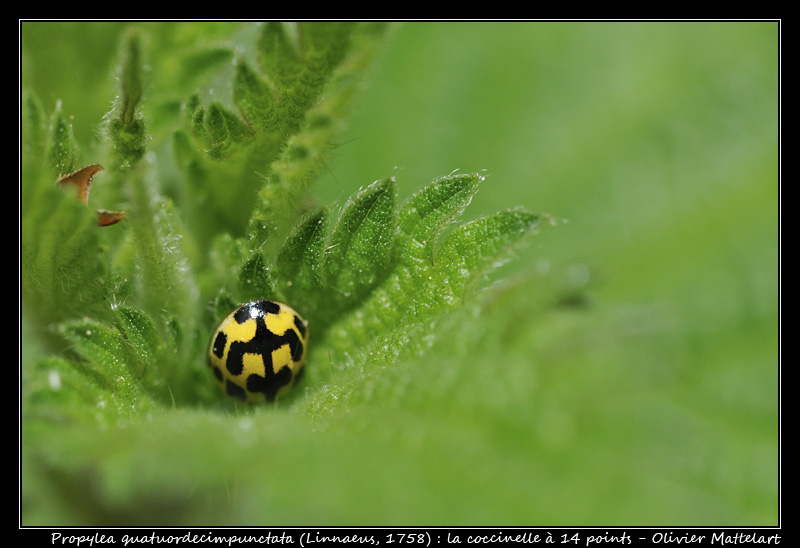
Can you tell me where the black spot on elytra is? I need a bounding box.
[226,380,246,400]
[212,331,227,359]
[246,368,292,396]
[283,328,304,362]
[294,314,307,338]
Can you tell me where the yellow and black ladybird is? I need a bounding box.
[208,299,309,402]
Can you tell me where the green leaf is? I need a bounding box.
[107,27,148,168]
[232,58,277,132]
[108,116,147,167]
[126,189,198,321]
[276,207,328,310]
[22,91,48,163]
[204,102,254,159]
[46,101,79,176]
[118,28,144,125]
[114,306,163,379]
[299,21,354,62]
[237,251,275,301]
[433,208,541,299]
[57,319,132,391]
[212,290,239,321]
[21,174,109,326]
[313,176,543,367]
[324,177,397,311]
[398,172,482,263]
[298,22,355,92]
[188,96,207,138]
[258,22,304,90]
[23,356,109,419]
[169,21,388,243]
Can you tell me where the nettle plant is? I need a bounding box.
[21,23,545,423]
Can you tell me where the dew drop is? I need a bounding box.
[566,263,591,288]
[48,370,62,391]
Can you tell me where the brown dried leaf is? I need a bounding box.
[96,210,127,227]
[57,164,104,205]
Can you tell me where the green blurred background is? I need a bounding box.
[21,21,779,525]
[319,22,780,525]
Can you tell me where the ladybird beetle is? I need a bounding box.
[208,299,309,402]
